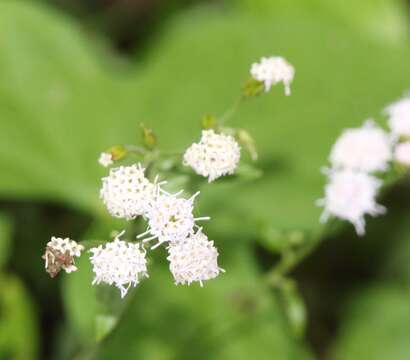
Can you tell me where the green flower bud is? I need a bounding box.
[242,78,265,98]
[107,145,127,161]
[201,114,217,129]
[140,123,157,150]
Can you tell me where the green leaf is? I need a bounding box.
[0,274,38,360]
[94,247,313,360]
[1,1,410,239]
[330,286,410,360]
[62,253,99,344]
[235,0,409,45]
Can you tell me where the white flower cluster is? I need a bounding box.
[100,164,157,220]
[319,120,392,234]
[140,191,206,248]
[318,170,385,235]
[183,130,241,182]
[318,95,410,235]
[89,232,148,298]
[97,163,222,295]
[43,237,84,277]
[250,56,295,95]
[329,120,392,173]
[167,230,224,286]
[385,96,410,137]
[136,187,223,286]
[394,141,410,166]
[385,96,410,166]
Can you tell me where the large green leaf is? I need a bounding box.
[0,275,38,360]
[330,286,410,360]
[235,0,409,45]
[94,246,313,360]
[2,1,410,240]
[2,2,410,357]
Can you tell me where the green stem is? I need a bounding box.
[125,144,146,155]
[266,224,334,287]
[219,95,243,125]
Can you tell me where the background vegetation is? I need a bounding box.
[1,0,410,359]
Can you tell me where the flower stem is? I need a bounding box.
[219,95,244,125]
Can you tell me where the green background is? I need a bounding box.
[1,0,410,359]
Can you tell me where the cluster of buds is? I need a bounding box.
[43,55,294,297]
[318,94,410,235]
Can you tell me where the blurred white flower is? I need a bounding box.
[167,230,224,286]
[138,190,209,249]
[89,231,148,298]
[43,237,84,277]
[100,164,157,220]
[250,56,295,95]
[99,152,113,167]
[329,120,392,173]
[394,141,410,166]
[385,96,410,137]
[183,130,241,182]
[317,169,385,235]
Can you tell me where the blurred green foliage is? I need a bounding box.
[331,286,410,360]
[0,0,410,359]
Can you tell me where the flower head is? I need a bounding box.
[167,230,224,286]
[89,232,148,298]
[385,96,410,137]
[99,152,113,167]
[100,164,157,220]
[43,237,84,277]
[318,169,385,235]
[329,120,392,173]
[183,130,241,182]
[394,141,410,166]
[139,191,209,248]
[250,56,295,95]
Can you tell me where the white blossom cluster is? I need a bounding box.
[385,95,410,166]
[250,56,295,95]
[385,96,410,137]
[329,120,392,173]
[167,230,224,286]
[394,141,410,166]
[318,169,385,235]
[183,130,241,182]
[319,119,392,235]
[95,163,224,294]
[89,232,148,298]
[100,164,157,220]
[46,56,299,294]
[319,94,410,235]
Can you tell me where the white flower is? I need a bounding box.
[385,96,410,137]
[317,169,385,235]
[100,164,157,220]
[167,230,224,286]
[329,120,392,173]
[138,190,209,249]
[250,56,295,95]
[99,152,113,167]
[89,231,148,298]
[43,237,84,277]
[183,130,241,182]
[394,141,410,166]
